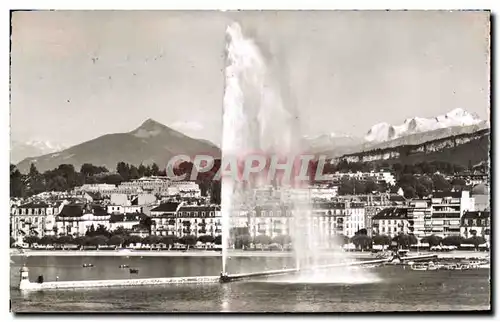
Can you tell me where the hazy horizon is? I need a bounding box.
[10,10,490,148]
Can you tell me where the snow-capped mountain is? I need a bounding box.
[11,140,66,164]
[365,108,485,142]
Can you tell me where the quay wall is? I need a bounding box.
[20,275,220,291]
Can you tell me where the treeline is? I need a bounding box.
[10,161,223,204]
[10,162,166,198]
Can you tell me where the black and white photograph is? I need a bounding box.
[9,9,491,313]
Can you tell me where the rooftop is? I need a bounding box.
[150,202,181,213]
[372,207,409,220]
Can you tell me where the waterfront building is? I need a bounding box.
[109,213,148,231]
[407,199,433,240]
[55,203,110,237]
[371,207,411,238]
[11,202,60,243]
[461,210,490,242]
[176,205,222,238]
[150,202,182,236]
[430,190,474,238]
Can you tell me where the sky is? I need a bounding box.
[10,10,490,147]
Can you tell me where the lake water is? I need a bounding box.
[10,256,490,312]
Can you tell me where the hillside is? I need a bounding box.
[335,128,490,167]
[16,119,221,173]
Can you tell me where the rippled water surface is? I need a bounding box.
[10,256,490,312]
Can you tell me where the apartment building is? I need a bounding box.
[150,202,182,236]
[461,210,490,242]
[176,205,221,238]
[408,199,432,240]
[430,191,474,238]
[11,202,61,242]
[371,207,411,238]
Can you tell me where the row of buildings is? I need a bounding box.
[10,180,490,247]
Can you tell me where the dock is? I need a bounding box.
[18,267,219,291]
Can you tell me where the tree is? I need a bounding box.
[338,177,354,195]
[442,235,464,247]
[161,235,178,249]
[408,234,418,246]
[364,179,378,194]
[95,224,111,237]
[116,162,130,181]
[372,234,391,246]
[57,235,74,245]
[124,235,143,246]
[10,164,25,197]
[142,235,161,246]
[351,235,372,250]
[415,183,430,198]
[112,226,130,237]
[234,234,252,249]
[392,233,411,249]
[73,236,86,247]
[432,174,451,192]
[139,217,154,235]
[253,235,272,248]
[355,228,368,236]
[129,165,140,180]
[108,235,125,247]
[85,224,96,237]
[24,236,40,247]
[421,235,442,247]
[465,236,486,250]
[179,235,197,250]
[138,164,147,177]
[91,235,109,247]
[198,235,215,244]
[39,235,56,246]
[403,186,417,199]
[151,163,160,176]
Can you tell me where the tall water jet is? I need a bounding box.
[221,22,376,283]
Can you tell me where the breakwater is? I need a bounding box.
[19,275,220,291]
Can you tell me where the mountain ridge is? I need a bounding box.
[365,108,485,142]
[15,119,221,173]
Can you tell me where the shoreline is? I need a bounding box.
[10,249,489,259]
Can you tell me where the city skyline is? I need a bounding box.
[11,10,490,148]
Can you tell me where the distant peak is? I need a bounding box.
[139,118,165,128]
[132,119,170,138]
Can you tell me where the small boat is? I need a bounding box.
[83,263,94,268]
[129,268,139,274]
[426,262,438,271]
[119,264,130,269]
[410,264,428,271]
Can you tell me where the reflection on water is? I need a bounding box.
[10,256,490,312]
